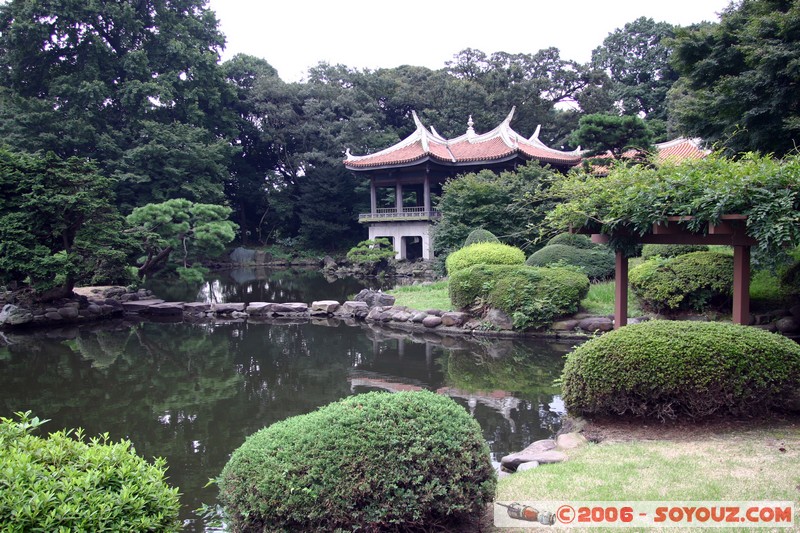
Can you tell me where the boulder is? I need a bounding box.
[323,256,337,269]
[122,299,166,313]
[184,302,212,314]
[410,312,428,323]
[44,312,62,321]
[578,317,614,332]
[392,311,413,322]
[516,461,540,472]
[148,302,185,316]
[229,247,256,264]
[213,303,246,314]
[484,308,513,330]
[440,312,469,327]
[0,305,33,326]
[422,316,442,328]
[353,289,396,308]
[775,316,799,334]
[270,302,308,315]
[500,448,567,471]
[245,302,271,315]
[425,309,444,317]
[366,306,385,321]
[87,304,102,315]
[551,319,579,331]
[339,301,369,319]
[311,300,341,316]
[790,304,800,319]
[556,432,587,450]
[57,307,80,319]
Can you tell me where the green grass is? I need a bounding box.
[387,281,452,311]
[580,281,643,317]
[496,426,800,532]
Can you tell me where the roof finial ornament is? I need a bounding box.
[466,115,475,137]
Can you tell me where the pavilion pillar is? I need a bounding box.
[732,245,751,325]
[424,174,431,213]
[395,183,403,213]
[370,180,377,215]
[615,251,628,329]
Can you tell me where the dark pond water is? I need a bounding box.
[0,270,576,531]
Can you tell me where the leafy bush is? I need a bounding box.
[464,228,500,246]
[526,244,615,280]
[346,237,395,264]
[449,264,589,329]
[641,244,710,260]
[781,258,800,298]
[630,251,733,311]
[547,232,595,249]
[445,242,525,275]
[0,412,180,532]
[562,321,800,420]
[218,391,495,532]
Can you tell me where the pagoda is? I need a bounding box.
[344,108,582,260]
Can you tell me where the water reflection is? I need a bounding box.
[144,267,393,304]
[0,320,575,531]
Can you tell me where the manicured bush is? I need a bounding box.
[463,228,500,246]
[218,391,495,532]
[562,321,800,420]
[641,244,710,260]
[445,242,525,275]
[449,264,589,329]
[547,232,595,249]
[629,251,733,311]
[0,412,181,532]
[526,244,615,280]
[346,237,395,264]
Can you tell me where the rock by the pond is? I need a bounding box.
[500,449,568,471]
[311,300,341,315]
[556,432,587,450]
[269,302,308,314]
[790,304,800,319]
[425,309,443,317]
[516,461,540,472]
[122,299,166,313]
[57,307,80,319]
[0,305,34,326]
[392,310,413,322]
[340,300,369,319]
[148,302,184,316]
[354,289,396,308]
[366,306,385,321]
[213,303,246,314]
[578,317,614,332]
[775,316,799,334]
[484,308,513,330]
[184,302,212,314]
[551,319,579,331]
[410,312,428,323]
[441,312,469,327]
[422,316,442,328]
[44,312,62,321]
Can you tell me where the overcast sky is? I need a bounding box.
[207,0,732,82]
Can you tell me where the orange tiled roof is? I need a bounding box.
[344,108,583,170]
[653,137,710,162]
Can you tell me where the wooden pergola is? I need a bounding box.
[583,215,757,329]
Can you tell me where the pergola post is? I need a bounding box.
[732,245,751,325]
[423,174,431,213]
[370,180,377,215]
[615,250,628,329]
[395,183,403,213]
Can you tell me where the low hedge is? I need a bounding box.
[0,412,181,532]
[218,391,495,532]
[463,228,500,246]
[547,232,595,249]
[526,243,615,280]
[445,242,525,275]
[561,321,800,420]
[449,264,589,329]
[629,251,734,311]
[641,244,710,260]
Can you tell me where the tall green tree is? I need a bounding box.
[0,0,237,209]
[570,113,653,158]
[592,17,678,126]
[0,149,135,298]
[669,0,800,155]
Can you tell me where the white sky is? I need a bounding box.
[207,0,732,82]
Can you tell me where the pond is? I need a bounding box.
[0,270,576,531]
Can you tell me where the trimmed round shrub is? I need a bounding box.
[629,251,733,311]
[0,412,181,531]
[445,241,525,275]
[218,391,496,532]
[463,228,500,246]
[641,244,710,260]
[526,244,615,280]
[562,321,800,420]
[449,264,589,329]
[547,232,595,249]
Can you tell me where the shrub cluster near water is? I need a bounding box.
[450,264,589,329]
[218,391,496,532]
[562,321,800,420]
[629,251,733,311]
[0,412,180,532]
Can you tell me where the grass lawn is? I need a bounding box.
[580,280,643,317]
[495,420,800,532]
[387,281,452,311]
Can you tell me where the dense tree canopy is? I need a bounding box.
[669,0,800,155]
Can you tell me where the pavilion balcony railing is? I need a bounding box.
[358,207,441,222]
